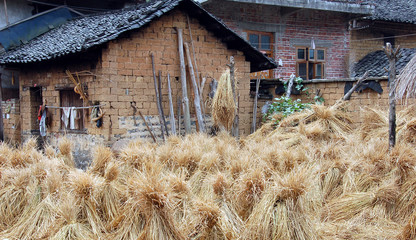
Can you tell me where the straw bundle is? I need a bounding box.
[98,162,125,229]
[50,193,95,240]
[4,100,416,239]
[112,172,184,240]
[89,145,114,177]
[212,70,236,130]
[242,168,316,240]
[58,137,74,168]
[187,200,225,239]
[0,168,32,231]
[64,170,106,237]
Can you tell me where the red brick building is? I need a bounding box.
[201,0,372,80]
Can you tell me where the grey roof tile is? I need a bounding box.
[362,0,416,24]
[353,48,416,77]
[0,0,276,72]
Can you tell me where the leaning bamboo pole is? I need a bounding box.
[177,28,191,134]
[184,42,205,132]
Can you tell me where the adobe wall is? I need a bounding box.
[17,8,253,151]
[1,98,20,145]
[203,1,351,79]
[255,80,416,127]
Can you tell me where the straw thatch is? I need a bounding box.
[396,53,416,101]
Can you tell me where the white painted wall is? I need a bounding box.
[0,0,34,29]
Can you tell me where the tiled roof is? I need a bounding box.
[0,0,276,72]
[353,48,416,77]
[363,0,416,24]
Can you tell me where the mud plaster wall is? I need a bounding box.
[2,98,20,145]
[18,8,253,153]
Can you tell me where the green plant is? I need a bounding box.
[263,77,324,124]
[263,96,310,123]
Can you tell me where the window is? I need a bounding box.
[246,31,274,79]
[296,47,325,80]
[60,90,84,131]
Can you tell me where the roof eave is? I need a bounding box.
[207,0,374,15]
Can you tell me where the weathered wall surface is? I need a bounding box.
[1,98,20,145]
[203,0,351,79]
[17,8,253,151]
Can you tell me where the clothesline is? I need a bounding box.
[45,104,105,110]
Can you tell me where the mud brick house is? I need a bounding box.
[0,0,276,153]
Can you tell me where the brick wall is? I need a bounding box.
[1,98,20,144]
[18,8,254,148]
[203,1,351,80]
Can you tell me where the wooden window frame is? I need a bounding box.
[246,30,274,79]
[59,89,86,133]
[296,46,326,80]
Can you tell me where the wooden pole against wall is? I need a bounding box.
[167,73,176,135]
[151,53,165,141]
[158,70,169,136]
[251,78,261,134]
[228,56,239,138]
[384,42,401,149]
[177,28,191,134]
[3,0,9,26]
[184,42,205,132]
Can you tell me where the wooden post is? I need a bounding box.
[285,74,295,98]
[3,0,9,26]
[151,53,165,141]
[187,14,200,91]
[184,42,205,132]
[0,75,3,141]
[342,71,369,101]
[384,42,400,149]
[177,28,191,134]
[228,56,239,137]
[251,78,261,134]
[158,71,169,136]
[167,73,176,135]
[177,97,182,136]
[138,111,157,143]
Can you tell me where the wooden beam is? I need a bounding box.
[177,28,191,134]
[384,42,401,149]
[158,70,169,136]
[4,0,9,26]
[151,53,165,142]
[184,42,205,132]
[342,71,369,101]
[251,78,261,134]
[167,73,176,135]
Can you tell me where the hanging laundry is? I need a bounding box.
[70,107,77,130]
[61,107,71,129]
[39,109,47,137]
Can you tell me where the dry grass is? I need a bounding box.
[1,104,416,239]
[212,70,236,130]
